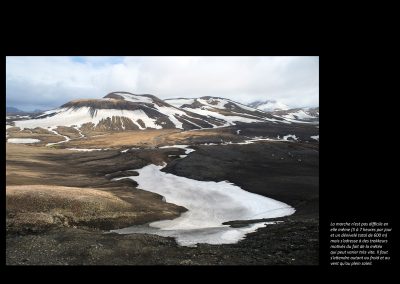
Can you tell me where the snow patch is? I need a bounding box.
[111,164,294,246]
[282,134,298,141]
[67,148,110,152]
[7,138,40,144]
[160,144,195,155]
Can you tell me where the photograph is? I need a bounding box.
[5,56,319,265]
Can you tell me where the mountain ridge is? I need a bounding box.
[12,92,318,131]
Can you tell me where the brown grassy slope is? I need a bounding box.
[63,129,180,149]
[6,143,186,233]
[62,128,240,149]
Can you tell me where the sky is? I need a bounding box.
[6,56,319,111]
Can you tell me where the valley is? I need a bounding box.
[6,93,319,265]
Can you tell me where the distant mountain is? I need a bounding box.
[247,100,318,124]
[248,100,289,112]
[272,107,319,123]
[6,107,26,114]
[165,96,283,125]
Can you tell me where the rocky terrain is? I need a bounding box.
[6,216,318,265]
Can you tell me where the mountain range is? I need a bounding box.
[12,92,318,131]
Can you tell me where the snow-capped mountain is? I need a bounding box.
[248,100,289,112]
[272,107,319,123]
[12,92,317,131]
[14,92,222,131]
[165,96,283,125]
[247,100,318,124]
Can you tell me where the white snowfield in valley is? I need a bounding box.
[111,164,295,246]
[7,138,40,144]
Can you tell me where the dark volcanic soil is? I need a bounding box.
[163,141,319,217]
[6,216,318,265]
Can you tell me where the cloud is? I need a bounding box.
[6,56,318,111]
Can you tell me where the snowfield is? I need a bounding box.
[67,148,110,152]
[111,164,295,246]
[7,138,40,144]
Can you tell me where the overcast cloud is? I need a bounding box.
[6,56,319,111]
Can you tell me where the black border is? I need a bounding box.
[3,26,396,277]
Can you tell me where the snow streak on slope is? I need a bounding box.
[182,107,263,125]
[111,163,295,246]
[196,97,259,112]
[174,96,283,126]
[152,105,184,129]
